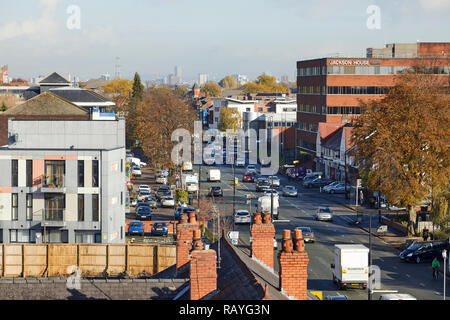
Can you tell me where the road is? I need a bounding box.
[196,162,449,300]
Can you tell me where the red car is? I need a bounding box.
[243,174,255,182]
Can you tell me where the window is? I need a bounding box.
[92,194,99,221]
[45,160,65,188]
[26,194,32,221]
[26,160,32,187]
[78,194,84,221]
[10,229,17,242]
[12,160,18,187]
[44,194,65,221]
[11,193,18,221]
[121,159,123,172]
[78,160,84,187]
[92,160,99,188]
[10,229,31,243]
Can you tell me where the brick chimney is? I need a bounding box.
[250,212,276,270]
[278,229,309,300]
[176,212,199,271]
[190,229,217,300]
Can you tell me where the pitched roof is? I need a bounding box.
[49,87,110,103]
[39,72,70,85]
[342,126,355,150]
[82,78,109,90]
[318,122,343,140]
[3,91,88,116]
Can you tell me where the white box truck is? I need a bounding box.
[182,173,199,193]
[331,244,369,290]
[182,161,193,171]
[257,195,279,219]
[208,169,221,182]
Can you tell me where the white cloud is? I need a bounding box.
[0,0,60,41]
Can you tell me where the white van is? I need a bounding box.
[208,169,221,182]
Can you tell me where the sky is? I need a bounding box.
[0,0,449,82]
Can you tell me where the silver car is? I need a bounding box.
[315,207,333,221]
[234,210,251,224]
[282,185,298,197]
[268,176,280,187]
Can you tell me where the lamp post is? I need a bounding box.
[443,249,447,301]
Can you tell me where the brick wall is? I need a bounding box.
[250,212,275,270]
[278,229,309,300]
[190,249,217,300]
[175,213,199,271]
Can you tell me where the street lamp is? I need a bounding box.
[443,249,447,301]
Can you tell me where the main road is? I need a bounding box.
[195,162,448,300]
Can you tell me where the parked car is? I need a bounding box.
[243,173,255,183]
[161,196,175,208]
[324,183,348,194]
[136,202,151,211]
[156,186,171,200]
[138,190,151,201]
[156,175,167,184]
[315,207,333,221]
[151,222,168,237]
[399,240,449,263]
[132,168,142,177]
[131,198,138,207]
[303,177,334,188]
[127,221,144,235]
[282,185,298,197]
[267,176,280,187]
[295,226,315,243]
[139,185,151,193]
[256,180,271,192]
[210,186,223,197]
[136,206,152,220]
[174,206,196,220]
[234,210,251,224]
[322,181,341,192]
[146,196,158,208]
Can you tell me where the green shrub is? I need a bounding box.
[175,189,188,204]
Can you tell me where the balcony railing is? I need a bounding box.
[41,175,66,188]
[32,209,65,222]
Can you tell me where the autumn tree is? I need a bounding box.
[133,86,198,170]
[219,75,237,89]
[352,72,450,235]
[0,102,7,112]
[218,107,242,132]
[242,74,289,94]
[131,72,144,102]
[201,83,222,97]
[103,78,133,97]
[173,85,189,98]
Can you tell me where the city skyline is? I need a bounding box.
[0,0,449,82]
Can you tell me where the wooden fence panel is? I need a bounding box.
[48,244,77,276]
[4,245,22,277]
[108,245,126,276]
[78,245,107,277]
[157,245,176,273]
[23,245,47,277]
[128,245,155,276]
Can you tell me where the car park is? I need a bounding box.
[161,196,175,208]
[136,206,152,220]
[234,210,251,224]
[282,185,298,197]
[127,221,144,235]
[315,207,333,221]
[151,222,169,237]
[399,240,449,263]
[210,186,223,197]
[295,226,315,243]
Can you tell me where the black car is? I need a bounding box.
[136,206,152,220]
[156,187,171,200]
[256,181,271,192]
[210,186,223,197]
[303,177,334,188]
[399,240,449,263]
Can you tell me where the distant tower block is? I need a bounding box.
[115,57,121,79]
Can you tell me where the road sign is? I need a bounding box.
[377,225,388,234]
[357,179,362,187]
[228,231,239,245]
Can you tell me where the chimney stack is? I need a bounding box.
[176,213,199,272]
[278,229,309,300]
[250,212,276,270]
[189,229,217,300]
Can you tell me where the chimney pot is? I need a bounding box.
[263,212,271,224]
[189,211,196,224]
[282,229,293,252]
[253,212,262,225]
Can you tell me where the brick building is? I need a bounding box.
[296,42,450,161]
